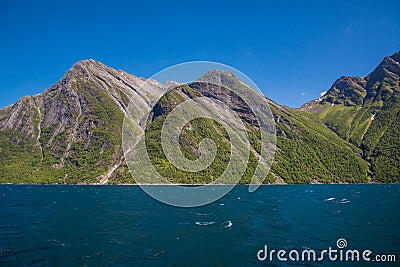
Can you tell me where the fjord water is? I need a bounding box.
[0,185,399,266]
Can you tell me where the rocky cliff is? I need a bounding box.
[0,53,398,184]
[0,60,166,183]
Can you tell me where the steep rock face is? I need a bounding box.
[144,83,268,184]
[0,54,397,184]
[0,95,41,140]
[0,59,166,184]
[302,51,400,182]
[197,71,369,184]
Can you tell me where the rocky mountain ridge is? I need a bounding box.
[0,60,166,183]
[0,52,398,184]
[301,51,400,182]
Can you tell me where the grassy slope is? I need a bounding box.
[313,98,399,182]
[270,102,369,184]
[2,73,394,184]
[144,84,369,184]
[0,82,372,184]
[144,84,273,184]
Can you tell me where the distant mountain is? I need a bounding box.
[301,51,400,182]
[0,52,398,184]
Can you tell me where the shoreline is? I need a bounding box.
[0,183,398,186]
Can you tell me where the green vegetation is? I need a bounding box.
[305,51,400,183]
[311,96,399,183]
[270,104,369,184]
[144,85,272,184]
[370,110,400,182]
[63,82,124,183]
[0,81,125,184]
[0,54,398,184]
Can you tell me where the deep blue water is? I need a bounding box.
[0,185,399,266]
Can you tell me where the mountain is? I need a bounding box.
[301,51,400,182]
[0,52,398,184]
[197,71,369,184]
[0,60,166,184]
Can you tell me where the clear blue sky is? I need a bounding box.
[0,0,399,108]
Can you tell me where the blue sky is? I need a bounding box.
[0,0,399,108]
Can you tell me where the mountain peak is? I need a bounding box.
[197,69,251,91]
[303,50,400,109]
[59,59,152,92]
[388,50,400,63]
[65,59,112,78]
[198,69,239,82]
[371,50,400,74]
[202,69,235,76]
[71,58,104,67]
[319,75,367,106]
[0,55,398,184]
